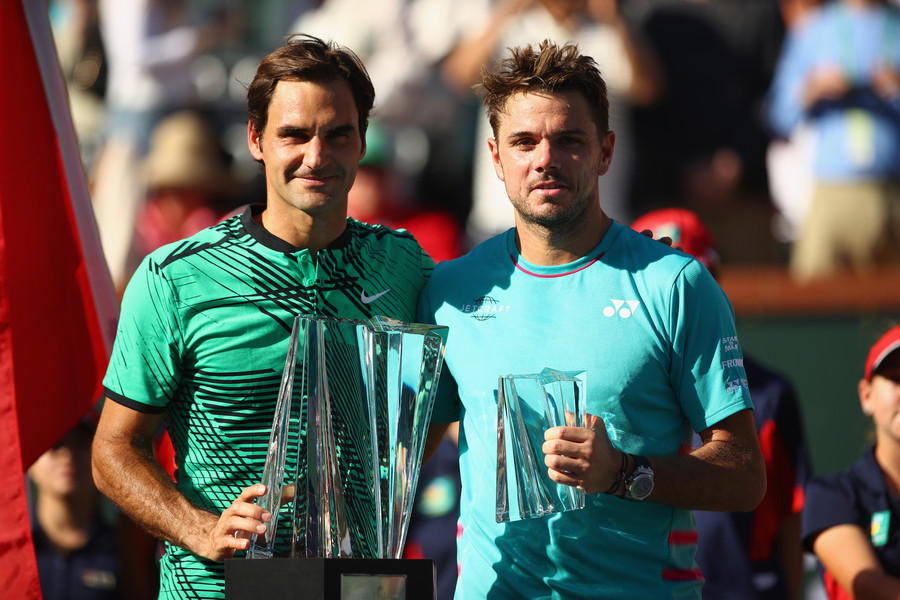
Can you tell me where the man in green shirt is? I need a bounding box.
[92,35,434,599]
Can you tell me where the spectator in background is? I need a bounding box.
[91,0,231,294]
[132,109,238,268]
[28,420,121,600]
[767,0,900,282]
[48,0,107,172]
[348,120,465,262]
[442,0,663,245]
[402,423,462,600]
[291,0,486,240]
[631,207,812,600]
[765,0,821,247]
[629,0,785,264]
[802,325,900,599]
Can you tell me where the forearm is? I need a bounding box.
[612,16,663,106]
[93,435,218,558]
[777,513,805,600]
[851,570,900,599]
[441,0,526,91]
[618,409,766,511]
[423,422,451,463]
[544,410,765,509]
[645,430,765,511]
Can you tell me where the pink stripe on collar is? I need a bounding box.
[510,253,604,278]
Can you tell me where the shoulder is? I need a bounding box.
[140,212,246,270]
[344,218,434,282]
[608,222,713,290]
[348,218,417,241]
[803,448,885,552]
[418,231,510,317]
[348,219,431,258]
[807,449,882,509]
[430,231,509,280]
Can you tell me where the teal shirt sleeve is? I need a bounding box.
[670,261,752,433]
[102,255,183,412]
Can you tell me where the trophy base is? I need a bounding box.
[225,558,436,600]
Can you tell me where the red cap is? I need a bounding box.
[865,326,900,380]
[630,208,720,271]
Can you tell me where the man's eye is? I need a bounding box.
[283,133,310,143]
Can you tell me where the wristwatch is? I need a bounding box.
[623,455,654,501]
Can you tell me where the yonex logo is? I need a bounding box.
[725,378,749,393]
[603,299,640,318]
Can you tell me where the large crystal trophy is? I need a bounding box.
[496,368,587,522]
[247,314,448,561]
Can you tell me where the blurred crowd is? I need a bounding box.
[37,1,900,599]
[47,0,900,298]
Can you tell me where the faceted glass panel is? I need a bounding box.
[496,368,587,522]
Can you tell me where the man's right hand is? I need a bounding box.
[92,400,276,564]
[202,484,272,562]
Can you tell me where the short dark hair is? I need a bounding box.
[247,34,375,142]
[479,39,609,138]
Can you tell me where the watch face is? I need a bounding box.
[629,473,654,500]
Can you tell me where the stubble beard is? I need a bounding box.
[514,191,594,236]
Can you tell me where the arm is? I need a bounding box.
[777,511,805,600]
[587,0,663,106]
[92,399,271,562]
[423,422,451,463]
[542,408,765,511]
[812,523,900,600]
[802,66,851,109]
[440,0,533,91]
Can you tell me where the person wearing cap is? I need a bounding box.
[347,119,465,263]
[91,35,435,599]
[419,40,765,599]
[632,208,813,600]
[801,325,900,600]
[128,110,237,284]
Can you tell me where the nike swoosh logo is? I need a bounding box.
[361,289,391,304]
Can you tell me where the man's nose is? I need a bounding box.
[534,139,558,171]
[304,136,327,169]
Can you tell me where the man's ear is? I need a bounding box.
[248,121,264,162]
[488,137,505,182]
[597,130,616,176]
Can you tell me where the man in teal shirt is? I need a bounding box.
[419,40,766,599]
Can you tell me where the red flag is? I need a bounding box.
[0,1,118,597]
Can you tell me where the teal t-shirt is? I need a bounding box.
[417,222,752,599]
[103,206,433,599]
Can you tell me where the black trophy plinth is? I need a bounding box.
[225,558,436,599]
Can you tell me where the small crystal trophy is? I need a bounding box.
[496,368,587,522]
[248,314,448,560]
